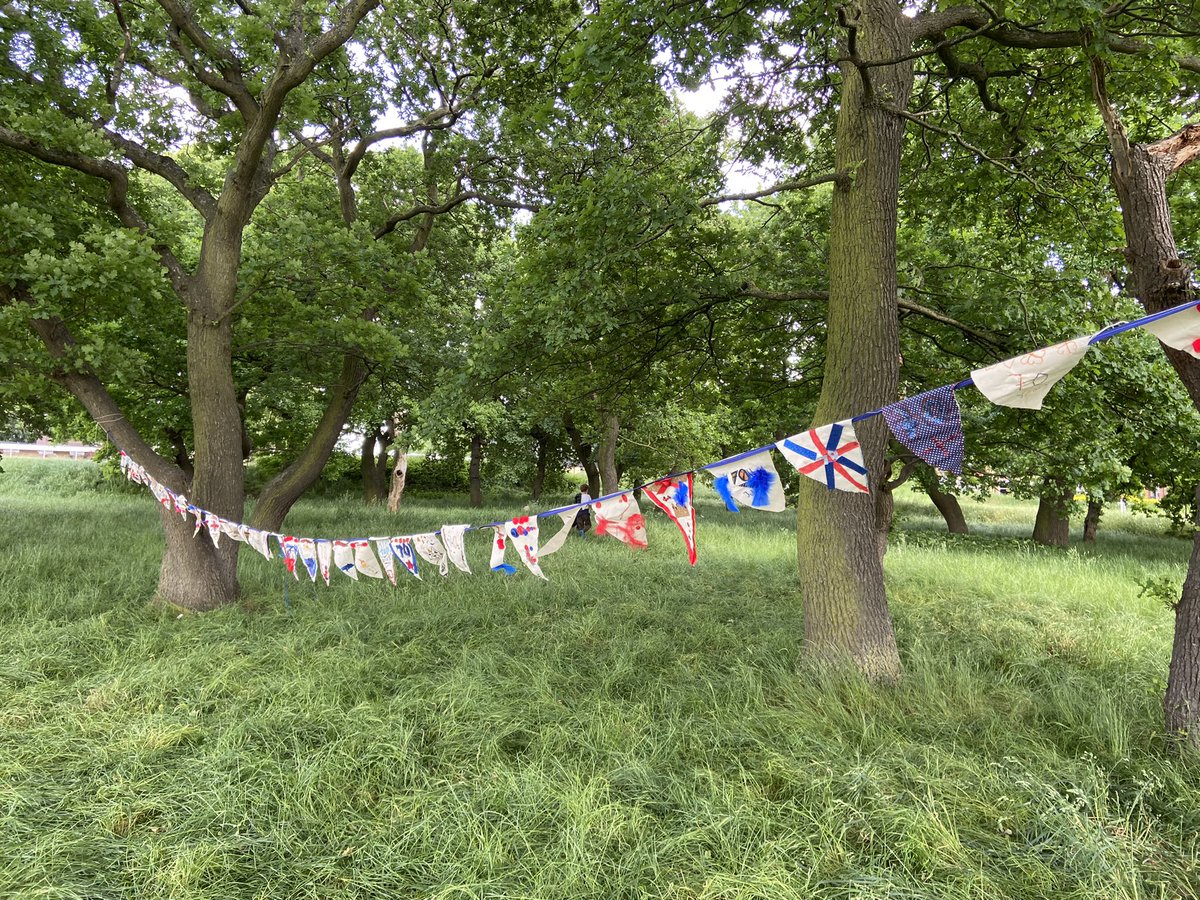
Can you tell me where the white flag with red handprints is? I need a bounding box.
[592,493,648,550]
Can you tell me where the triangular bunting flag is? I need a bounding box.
[353,540,384,579]
[503,517,547,580]
[220,518,244,542]
[246,528,274,560]
[593,493,648,550]
[776,421,870,493]
[280,536,301,581]
[316,539,333,585]
[372,538,397,585]
[440,524,472,574]
[298,538,319,582]
[388,536,421,579]
[643,475,697,565]
[412,533,450,576]
[490,526,517,574]
[332,540,358,580]
[703,450,786,512]
[537,511,577,557]
[881,386,964,474]
[1141,303,1200,358]
[971,335,1094,409]
[204,512,222,547]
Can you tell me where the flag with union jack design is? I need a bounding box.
[776,421,870,493]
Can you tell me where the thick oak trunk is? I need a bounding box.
[796,0,909,682]
[386,450,408,512]
[563,412,601,497]
[597,410,620,495]
[531,429,549,501]
[1032,481,1071,548]
[1083,499,1102,543]
[1093,69,1200,749]
[361,430,384,503]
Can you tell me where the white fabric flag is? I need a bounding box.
[592,493,649,550]
[220,518,244,542]
[316,539,333,585]
[298,538,319,582]
[372,538,397,585]
[247,528,273,561]
[353,540,384,579]
[538,511,577,557]
[490,526,517,573]
[776,421,870,494]
[501,517,547,580]
[389,536,421,579]
[280,536,301,581]
[412,534,450,576]
[440,524,472,574]
[703,450,787,512]
[1141,304,1200,358]
[971,335,1093,409]
[204,513,222,547]
[333,540,358,580]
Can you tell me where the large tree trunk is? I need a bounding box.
[563,412,600,497]
[1032,480,1071,548]
[386,449,408,512]
[1083,498,1102,543]
[796,0,910,682]
[596,410,620,495]
[468,430,484,508]
[361,429,385,503]
[1093,67,1200,749]
[926,482,969,535]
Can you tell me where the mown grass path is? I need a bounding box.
[2,461,1198,898]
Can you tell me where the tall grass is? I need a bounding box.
[1,459,1198,898]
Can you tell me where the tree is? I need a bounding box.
[0,0,568,608]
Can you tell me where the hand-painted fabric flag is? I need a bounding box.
[246,528,274,561]
[280,536,301,580]
[316,539,333,585]
[171,492,190,520]
[592,493,649,550]
[881,386,964,474]
[413,533,450,577]
[190,506,203,538]
[643,475,697,565]
[440,524,472,574]
[298,538,319,582]
[505,516,547,580]
[119,451,129,476]
[776,421,870,493]
[333,540,358,580]
[389,536,421,579]
[704,450,786,512]
[537,511,577,557]
[490,526,518,574]
[353,540,384,579]
[372,538,397,585]
[971,335,1093,409]
[205,512,222,547]
[1141,303,1200,358]
[220,518,244,542]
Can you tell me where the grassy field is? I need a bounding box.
[1,458,1198,899]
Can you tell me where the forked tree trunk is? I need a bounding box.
[926,482,969,535]
[1032,481,1072,548]
[563,412,601,497]
[1092,65,1200,749]
[796,0,910,682]
[597,410,620,495]
[156,505,240,611]
[468,430,484,507]
[1083,498,1102,542]
[386,450,408,512]
[362,429,385,503]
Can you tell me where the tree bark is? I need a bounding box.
[1083,498,1102,543]
[386,449,408,512]
[926,482,969,535]
[795,0,910,682]
[1032,481,1071,548]
[468,430,484,507]
[361,428,386,503]
[563,412,600,496]
[596,409,620,494]
[1092,63,1200,749]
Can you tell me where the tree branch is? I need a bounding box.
[699,173,844,207]
[373,191,542,239]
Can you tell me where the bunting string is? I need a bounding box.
[110,296,1200,585]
